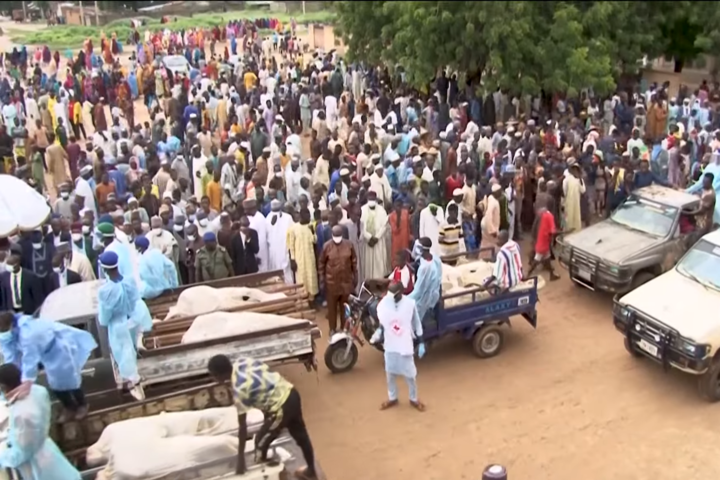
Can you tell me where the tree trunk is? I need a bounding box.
[674,59,684,73]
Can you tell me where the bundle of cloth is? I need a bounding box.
[441,261,546,308]
[162,286,286,322]
[181,311,309,344]
[90,407,268,479]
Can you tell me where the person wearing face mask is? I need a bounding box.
[148,216,179,264]
[265,199,295,284]
[72,221,98,273]
[407,237,443,323]
[229,216,259,275]
[184,223,203,284]
[96,251,145,401]
[318,224,357,334]
[124,196,149,225]
[0,246,44,315]
[53,182,75,218]
[287,208,318,297]
[135,236,179,299]
[195,209,212,236]
[59,234,96,283]
[48,249,82,293]
[369,281,426,412]
[19,229,54,297]
[360,190,390,281]
[195,231,234,282]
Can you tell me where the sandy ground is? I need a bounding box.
[5,20,720,480]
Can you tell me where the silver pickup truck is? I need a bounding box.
[555,185,701,293]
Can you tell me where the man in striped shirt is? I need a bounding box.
[481,230,524,292]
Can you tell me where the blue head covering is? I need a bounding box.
[134,236,149,250]
[99,251,119,268]
[98,214,114,225]
[203,232,217,243]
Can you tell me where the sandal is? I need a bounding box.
[410,400,426,412]
[294,466,318,480]
[380,399,399,410]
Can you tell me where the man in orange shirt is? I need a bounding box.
[206,169,222,212]
[95,172,117,208]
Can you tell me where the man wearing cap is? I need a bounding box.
[370,164,392,207]
[481,183,503,251]
[361,190,390,280]
[285,157,304,205]
[97,251,145,400]
[135,236,179,299]
[148,216,179,264]
[195,232,234,282]
[265,199,294,284]
[0,245,44,315]
[96,222,141,287]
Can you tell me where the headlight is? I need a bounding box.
[676,339,710,358]
[601,263,627,276]
[613,303,631,321]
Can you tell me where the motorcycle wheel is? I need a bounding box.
[324,339,359,374]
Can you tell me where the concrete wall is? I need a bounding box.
[642,55,718,98]
[307,24,344,54]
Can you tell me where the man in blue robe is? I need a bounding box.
[0,363,82,480]
[408,237,443,323]
[135,235,178,300]
[97,251,145,400]
[0,311,97,421]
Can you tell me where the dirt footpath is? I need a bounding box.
[282,274,720,480]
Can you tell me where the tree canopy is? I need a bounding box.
[334,1,720,96]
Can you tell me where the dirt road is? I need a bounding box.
[283,274,720,480]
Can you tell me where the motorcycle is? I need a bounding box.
[324,282,383,373]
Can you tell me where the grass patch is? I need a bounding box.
[9,9,335,50]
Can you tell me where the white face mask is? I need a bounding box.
[32,242,42,250]
[368,200,377,208]
[173,224,184,232]
[332,235,342,244]
[153,227,163,236]
[53,267,63,274]
[60,192,70,199]
[82,225,91,235]
[187,234,196,242]
[72,233,83,242]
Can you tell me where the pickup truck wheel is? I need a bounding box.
[472,325,504,359]
[324,339,358,374]
[631,272,655,291]
[698,358,720,402]
[624,338,642,357]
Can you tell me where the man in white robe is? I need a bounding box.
[265,199,295,284]
[360,191,390,280]
[244,198,269,272]
[419,204,444,258]
[74,165,97,219]
[148,216,178,265]
[370,164,393,207]
[285,158,304,205]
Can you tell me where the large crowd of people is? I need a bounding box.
[0,13,717,480]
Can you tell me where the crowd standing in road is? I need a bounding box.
[0,15,718,479]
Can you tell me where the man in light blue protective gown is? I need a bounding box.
[408,237,443,322]
[0,311,97,421]
[135,235,179,300]
[97,222,152,350]
[96,251,145,400]
[0,363,82,480]
[686,154,720,225]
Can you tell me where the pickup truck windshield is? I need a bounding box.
[610,198,677,237]
[676,240,720,291]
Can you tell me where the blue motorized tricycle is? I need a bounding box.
[324,250,540,373]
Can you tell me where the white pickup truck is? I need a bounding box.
[613,229,720,401]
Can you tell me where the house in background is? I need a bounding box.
[642,54,718,97]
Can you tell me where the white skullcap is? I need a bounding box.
[452,189,463,197]
[374,164,384,171]
[491,184,502,193]
[412,155,422,164]
[340,168,350,176]
[362,175,371,182]
[369,153,381,161]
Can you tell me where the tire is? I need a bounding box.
[323,340,359,374]
[698,357,720,402]
[630,272,655,291]
[472,325,504,359]
[624,337,642,358]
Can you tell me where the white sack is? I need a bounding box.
[87,407,263,467]
[441,260,546,308]
[181,312,309,344]
[163,286,287,321]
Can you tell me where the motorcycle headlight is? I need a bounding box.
[343,303,352,319]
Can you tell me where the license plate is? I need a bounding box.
[575,267,592,281]
[637,339,659,357]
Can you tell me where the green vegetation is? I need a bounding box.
[334,1,720,96]
[9,9,335,50]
